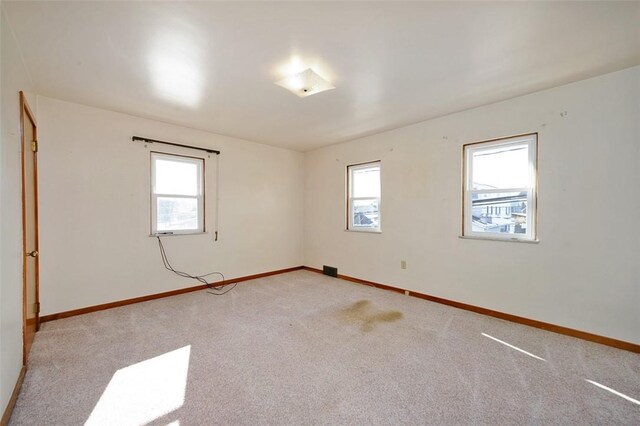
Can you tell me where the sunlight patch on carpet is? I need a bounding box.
[586,379,640,405]
[481,333,546,361]
[86,345,191,426]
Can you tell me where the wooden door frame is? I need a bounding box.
[19,91,40,366]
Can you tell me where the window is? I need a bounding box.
[151,152,204,235]
[347,161,381,232]
[463,134,537,241]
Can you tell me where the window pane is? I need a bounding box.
[352,198,379,229]
[472,144,529,190]
[157,197,199,231]
[155,158,199,196]
[470,191,528,235]
[352,166,380,197]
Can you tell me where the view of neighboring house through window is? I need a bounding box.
[151,152,204,235]
[463,134,537,241]
[347,161,381,232]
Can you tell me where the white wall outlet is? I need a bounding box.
[401,260,407,269]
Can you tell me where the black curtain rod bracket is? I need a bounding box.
[132,136,220,155]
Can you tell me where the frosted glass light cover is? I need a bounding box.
[275,68,335,98]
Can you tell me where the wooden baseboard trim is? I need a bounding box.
[1,366,26,426]
[302,266,640,353]
[41,266,304,323]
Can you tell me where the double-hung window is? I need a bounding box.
[463,134,537,241]
[347,161,381,232]
[151,152,204,235]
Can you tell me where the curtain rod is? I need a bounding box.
[132,136,221,155]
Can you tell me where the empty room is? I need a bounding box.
[1,1,639,424]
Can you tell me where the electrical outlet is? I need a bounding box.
[401,260,407,269]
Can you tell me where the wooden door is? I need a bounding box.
[20,91,40,365]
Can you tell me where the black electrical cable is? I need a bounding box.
[157,236,237,295]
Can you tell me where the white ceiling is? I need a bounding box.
[4,1,639,151]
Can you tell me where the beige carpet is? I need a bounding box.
[9,270,640,425]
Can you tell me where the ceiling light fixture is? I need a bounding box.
[275,68,335,98]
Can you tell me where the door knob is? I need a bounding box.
[26,250,38,257]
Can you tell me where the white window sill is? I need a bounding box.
[150,232,208,237]
[345,229,382,234]
[458,235,539,244]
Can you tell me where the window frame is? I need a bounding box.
[151,151,205,236]
[462,133,538,242]
[346,160,381,233]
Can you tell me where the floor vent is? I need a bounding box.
[323,265,338,277]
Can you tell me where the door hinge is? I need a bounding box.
[31,140,38,152]
[35,302,40,314]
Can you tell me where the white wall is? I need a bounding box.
[0,6,37,415]
[305,66,640,344]
[37,97,304,316]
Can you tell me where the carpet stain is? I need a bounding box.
[339,300,403,332]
